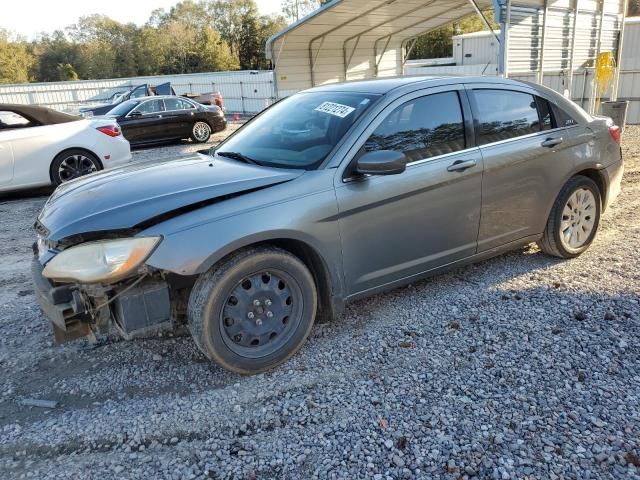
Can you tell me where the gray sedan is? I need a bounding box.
[32,76,624,374]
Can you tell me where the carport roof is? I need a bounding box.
[265,0,499,61]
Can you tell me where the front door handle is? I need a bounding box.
[541,137,563,148]
[447,159,477,172]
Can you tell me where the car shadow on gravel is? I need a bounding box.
[0,187,52,201]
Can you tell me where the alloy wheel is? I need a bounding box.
[57,154,98,182]
[193,122,211,142]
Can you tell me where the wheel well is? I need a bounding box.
[49,148,103,182]
[253,239,336,322]
[574,169,606,204]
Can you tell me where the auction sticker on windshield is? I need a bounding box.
[314,102,356,118]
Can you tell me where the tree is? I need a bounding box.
[281,0,320,22]
[31,31,81,82]
[67,15,138,78]
[163,0,213,29]
[76,40,117,79]
[197,27,239,71]
[256,15,287,69]
[0,29,35,84]
[2,0,281,82]
[56,63,78,81]
[238,12,260,69]
[133,26,167,76]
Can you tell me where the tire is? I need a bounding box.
[188,246,318,374]
[191,121,212,143]
[538,175,601,258]
[51,149,101,186]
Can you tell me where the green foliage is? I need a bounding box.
[0,29,35,84]
[56,63,78,81]
[408,9,498,60]
[1,0,287,83]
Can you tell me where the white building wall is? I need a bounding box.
[453,31,501,66]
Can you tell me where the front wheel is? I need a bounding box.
[191,121,211,143]
[51,149,101,185]
[188,246,317,374]
[538,175,601,258]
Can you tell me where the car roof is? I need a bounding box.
[134,95,186,101]
[303,75,533,95]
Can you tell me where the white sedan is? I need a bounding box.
[0,104,132,193]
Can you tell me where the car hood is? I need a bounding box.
[38,154,303,243]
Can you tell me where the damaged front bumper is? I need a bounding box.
[31,257,173,344]
[32,257,93,343]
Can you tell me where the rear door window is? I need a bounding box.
[364,91,466,162]
[472,89,541,145]
[165,98,195,111]
[134,99,165,115]
[535,96,553,130]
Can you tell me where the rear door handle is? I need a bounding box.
[541,137,563,148]
[447,159,477,172]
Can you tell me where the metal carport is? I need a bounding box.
[265,0,627,114]
[265,0,496,96]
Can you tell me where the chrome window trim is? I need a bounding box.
[406,146,481,168]
[477,124,580,149]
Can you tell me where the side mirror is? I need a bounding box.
[356,150,407,176]
[129,110,142,118]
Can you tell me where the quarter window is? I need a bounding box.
[551,103,578,127]
[472,89,541,145]
[364,91,466,162]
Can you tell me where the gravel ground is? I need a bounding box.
[0,126,639,480]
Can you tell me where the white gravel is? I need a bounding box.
[0,126,638,480]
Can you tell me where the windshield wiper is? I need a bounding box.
[216,151,261,166]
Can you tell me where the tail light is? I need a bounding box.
[215,93,223,108]
[608,124,621,145]
[96,125,121,137]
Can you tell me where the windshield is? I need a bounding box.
[107,100,139,116]
[217,91,379,169]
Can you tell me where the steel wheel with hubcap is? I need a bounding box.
[539,175,601,258]
[51,149,101,186]
[559,188,597,251]
[191,121,211,143]
[188,246,317,374]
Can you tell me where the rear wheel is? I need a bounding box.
[51,149,101,186]
[539,175,601,258]
[188,246,317,374]
[191,121,211,143]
